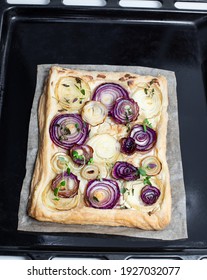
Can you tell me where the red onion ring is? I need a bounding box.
[49,114,89,149]
[112,161,140,181]
[141,185,160,205]
[120,137,137,155]
[92,83,129,112]
[85,179,120,209]
[51,171,80,198]
[129,124,157,152]
[70,144,94,165]
[111,98,139,124]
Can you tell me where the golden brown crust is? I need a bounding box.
[28,66,171,230]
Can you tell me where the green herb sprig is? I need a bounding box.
[143,118,152,132]
[72,150,84,160]
[138,167,147,176]
[143,176,152,186]
[75,123,80,132]
[87,158,94,165]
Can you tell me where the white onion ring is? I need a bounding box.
[81,165,100,180]
[42,184,80,211]
[123,178,163,212]
[82,101,107,126]
[51,152,84,174]
[141,156,162,176]
[131,84,162,119]
[55,76,91,111]
[87,134,120,163]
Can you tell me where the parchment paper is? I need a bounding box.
[18,64,188,240]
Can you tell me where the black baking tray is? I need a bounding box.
[0,0,207,260]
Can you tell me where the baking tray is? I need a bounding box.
[0,0,207,260]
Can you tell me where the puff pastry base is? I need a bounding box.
[28,66,171,230]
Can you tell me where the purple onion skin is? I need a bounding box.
[141,185,160,205]
[120,137,136,155]
[92,83,129,113]
[49,114,89,150]
[51,171,80,198]
[111,98,139,124]
[112,161,140,181]
[129,124,157,152]
[70,144,93,166]
[85,179,120,209]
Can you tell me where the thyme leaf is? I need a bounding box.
[60,180,66,186]
[72,150,84,160]
[120,187,128,194]
[138,167,147,176]
[143,118,152,132]
[143,176,152,186]
[87,158,94,165]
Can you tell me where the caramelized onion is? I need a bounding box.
[85,179,120,209]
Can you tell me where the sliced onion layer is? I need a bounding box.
[49,114,89,149]
[120,137,136,155]
[55,76,91,111]
[81,162,108,180]
[141,156,162,176]
[111,98,139,124]
[129,124,157,152]
[81,164,99,180]
[87,134,120,163]
[50,152,71,173]
[131,83,162,119]
[43,184,80,211]
[141,185,160,205]
[112,161,140,181]
[123,178,163,212]
[51,152,84,174]
[51,171,79,198]
[85,179,120,209]
[92,83,129,112]
[81,101,107,126]
[70,144,93,165]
